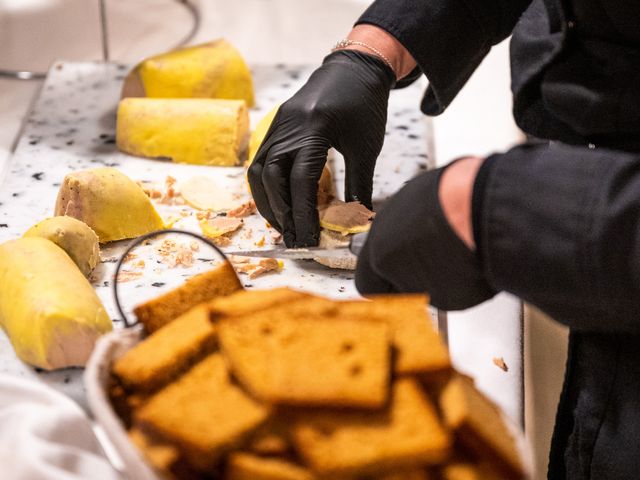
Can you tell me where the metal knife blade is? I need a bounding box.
[226,245,354,261]
[227,231,368,261]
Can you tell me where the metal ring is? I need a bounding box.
[0,0,201,81]
[175,0,201,49]
[112,229,231,328]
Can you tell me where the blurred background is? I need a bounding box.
[0,1,567,478]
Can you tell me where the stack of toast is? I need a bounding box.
[109,264,524,480]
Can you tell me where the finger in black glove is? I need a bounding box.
[355,165,497,311]
[248,50,395,247]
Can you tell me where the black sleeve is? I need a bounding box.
[356,0,532,114]
[474,143,640,332]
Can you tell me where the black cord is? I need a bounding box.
[112,229,230,328]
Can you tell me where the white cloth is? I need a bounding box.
[0,374,120,480]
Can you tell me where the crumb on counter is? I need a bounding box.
[138,175,183,205]
[492,357,509,372]
[156,239,195,268]
[196,211,211,221]
[242,228,254,240]
[230,257,282,279]
[123,252,137,263]
[212,235,232,247]
[116,270,144,282]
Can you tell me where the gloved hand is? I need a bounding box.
[355,165,497,311]
[248,49,395,247]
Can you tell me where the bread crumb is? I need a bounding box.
[123,252,138,263]
[231,257,281,279]
[212,235,232,247]
[196,211,210,221]
[117,270,143,282]
[158,175,182,205]
[255,236,265,247]
[156,239,195,268]
[492,357,508,372]
[251,258,280,278]
[171,246,195,268]
[234,263,257,274]
[138,176,182,205]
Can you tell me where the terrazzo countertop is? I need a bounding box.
[0,61,435,409]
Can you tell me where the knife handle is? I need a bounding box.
[349,231,369,256]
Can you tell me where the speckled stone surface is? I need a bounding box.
[0,61,434,410]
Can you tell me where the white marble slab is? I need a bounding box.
[0,61,434,410]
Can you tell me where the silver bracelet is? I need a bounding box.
[332,39,396,76]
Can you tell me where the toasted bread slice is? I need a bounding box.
[115,289,315,394]
[129,428,180,473]
[113,304,216,393]
[247,418,292,457]
[374,470,435,480]
[439,376,524,479]
[134,262,242,332]
[209,287,313,320]
[135,354,269,470]
[218,301,391,408]
[339,295,450,376]
[225,452,314,480]
[291,378,452,477]
[440,460,506,480]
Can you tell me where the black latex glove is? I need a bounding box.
[248,49,395,247]
[355,166,497,311]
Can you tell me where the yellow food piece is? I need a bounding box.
[122,39,255,107]
[54,167,165,243]
[319,200,374,234]
[226,452,315,480]
[199,217,243,238]
[117,98,249,166]
[248,105,279,164]
[180,176,237,211]
[319,221,370,234]
[0,237,112,370]
[23,216,100,277]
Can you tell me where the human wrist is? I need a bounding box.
[340,25,417,80]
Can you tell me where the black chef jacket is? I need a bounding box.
[356,1,640,479]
